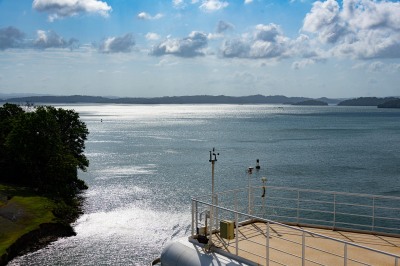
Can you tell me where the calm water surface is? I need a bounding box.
[9,104,400,265]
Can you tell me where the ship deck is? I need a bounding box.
[211,222,400,265]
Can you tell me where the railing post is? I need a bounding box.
[209,204,213,245]
[297,190,300,224]
[333,193,336,229]
[395,257,398,266]
[235,212,239,256]
[372,196,375,232]
[191,199,195,237]
[235,191,238,213]
[215,194,219,231]
[344,243,348,266]
[302,231,305,266]
[195,200,198,234]
[266,222,270,266]
[248,186,251,215]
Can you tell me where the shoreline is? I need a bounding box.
[0,223,75,266]
[0,184,83,266]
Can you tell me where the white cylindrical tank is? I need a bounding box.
[160,238,250,266]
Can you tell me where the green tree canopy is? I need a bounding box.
[0,104,88,200]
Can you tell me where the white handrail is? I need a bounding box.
[194,185,400,236]
[192,198,400,266]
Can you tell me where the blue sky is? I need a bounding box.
[0,0,399,98]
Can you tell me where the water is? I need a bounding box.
[8,104,400,265]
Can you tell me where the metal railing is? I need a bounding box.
[191,186,400,266]
[196,186,400,236]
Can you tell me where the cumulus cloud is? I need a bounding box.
[137,12,163,20]
[220,39,250,58]
[244,0,253,4]
[150,31,208,57]
[99,33,135,53]
[200,0,228,12]
[32,0,112,21]
[302,0,400,59]
[216,20,234,33]
[221,23,290,59]
[0,26,25,50]
[34,30,78,49]
[146,32,161,41]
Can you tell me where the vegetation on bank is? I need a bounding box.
[1,94,342,105]
[0,184,56,257]
[337,97,399,106]
[378,99,400,108]
[292,100,328,106]
[0,103,89,264]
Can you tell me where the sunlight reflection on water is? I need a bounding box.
[8,104,400,265]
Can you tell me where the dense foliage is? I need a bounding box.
[0,103,88,200]
[378,99,400,108]
[337,97,399,106]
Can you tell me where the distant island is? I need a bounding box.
[337,97,399,106]
[292,100,328,106]
[1,94,399,108]
[1,94,341,105]
[378,99,400,108]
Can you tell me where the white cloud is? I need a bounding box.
[146,33,161,41]
[0,26,25,50]
[244,0,253,4]
[150,31,208,57]
[34,30,78,49]
[200,0,229,12]
[221,23,290,59]
[32,0,112,21]
[137,12,163,20]
[99,33,135,53]
[302,0,400,60]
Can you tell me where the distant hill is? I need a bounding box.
[3,94,339,105]
[337,97,399,106]
[378,99,400,108]
[292,100,328,106]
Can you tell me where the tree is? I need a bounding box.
[0,104,89,199]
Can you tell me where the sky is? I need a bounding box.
[0,0,399,98]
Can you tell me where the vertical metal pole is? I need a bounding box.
[344,243,348,266]
[209,204,213,245]
[235,212,239,256]
[191,199,195,237]
[215,194,219,231]
[333,193,336,229]
[248,172,251,215]
[235,191,238,212]
[266,222,270,266]
[372,197,375,232]
[297,190,300,224]
[262,187,266,217]
[195,200,198,235]
[395,257,398,266]
[302,231,305,266]
[209,158,215,245]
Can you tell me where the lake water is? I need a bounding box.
[8,104,400,265]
